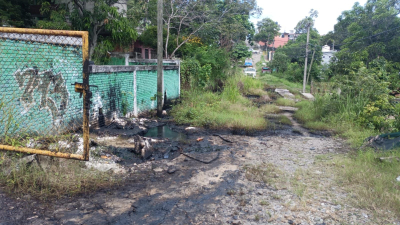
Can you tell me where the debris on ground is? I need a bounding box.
[365,132,400,150]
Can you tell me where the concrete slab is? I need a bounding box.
[275,89,295,99]
[278,106,298,112]
[301,93,315,100]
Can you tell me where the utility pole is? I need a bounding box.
[157,0,163,117]
[307,49,315,84]
[303,25,310,93]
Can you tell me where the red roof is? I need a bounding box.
[258,35,289,48]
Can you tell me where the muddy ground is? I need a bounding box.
[1,103,399,225]
[1,53,399,224]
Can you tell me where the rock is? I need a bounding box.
[153,167,163,172]
[310,147,316,150]
[132,135,153,159]
[185,127,197,130]
[164,153,169,159]
[141,143,154,159]
[333,204,341,210]
[257,190,263,195]
[232,220,241,225]
[167,166,178,174]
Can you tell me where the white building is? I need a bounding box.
[322,45,337,65]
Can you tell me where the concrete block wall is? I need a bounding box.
[89,71,134,123]
[0,36,84,137]
[89,62,180,123]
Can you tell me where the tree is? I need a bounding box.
[269,52,288,73]
[131,0,261,58]
[295,9,318,34]
[127,0,157,30]
[328,0,400,89]
[37,0,137,59]
[253,18,280,51]
[0,0,33,27]
[231,41,251,61]
[275,29,322,82]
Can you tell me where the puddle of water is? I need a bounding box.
[144,126,187,141]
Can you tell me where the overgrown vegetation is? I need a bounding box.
[0,154,119,200]
[171,72,268,131]
[333,149,400,216]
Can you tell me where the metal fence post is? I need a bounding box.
[82,32,90,161]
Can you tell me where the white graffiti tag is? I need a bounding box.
[14,68,69,125]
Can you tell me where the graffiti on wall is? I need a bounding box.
[14,68,69,126]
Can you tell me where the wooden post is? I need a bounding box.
[157,0,164,117]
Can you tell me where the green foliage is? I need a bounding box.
[181,58,200,89]
[231,42,251,61]
[0,0,33,27]
[274,29,322,82]
[269,52,288,73]
[92,37,114,65]
[294,9,319,34]
[138,26,178,55]
[171,74,267,131]
[37,0,138,58]
[295,67,399,141]
[328,0,400,91]
[36,2,71,30]
[254,18,280,50]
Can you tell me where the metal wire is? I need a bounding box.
[0,28,90,160]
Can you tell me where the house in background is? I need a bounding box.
[322,45,337,65]
[259,32,290,61]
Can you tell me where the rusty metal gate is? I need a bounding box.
[0,28,90,160]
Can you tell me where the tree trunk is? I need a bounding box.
[89,26,99,60]
[165,18,171,59]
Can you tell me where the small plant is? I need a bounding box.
[227,189,236,195]
[255,214,261,221]
[260,200,269,206]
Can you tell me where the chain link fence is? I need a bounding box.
[0,28,90,160]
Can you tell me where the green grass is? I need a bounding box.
[260,104,280,114]
[275,98,296,107]
[171,75,268,131]
[334,149,400,216]
[259,74,308,92]
[277,115,292,125]
[0,155,120,200]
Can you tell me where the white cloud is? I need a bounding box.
[252,0,368,35]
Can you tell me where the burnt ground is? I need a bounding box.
[1,104,399,225]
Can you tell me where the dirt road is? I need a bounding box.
[252,52,262,66]
[2,102,397,225]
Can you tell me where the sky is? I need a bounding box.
[251,0,368,35]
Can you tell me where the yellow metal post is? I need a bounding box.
[0,145,85,160]
[81,32,90,161]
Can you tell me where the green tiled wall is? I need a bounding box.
[0,36,180,138]
[89,72,134,119]
[0,38,83,137]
